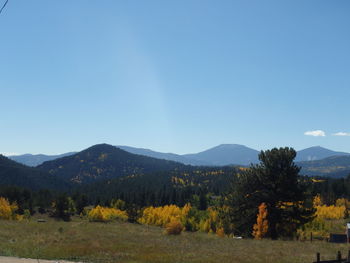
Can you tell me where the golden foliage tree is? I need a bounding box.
[138,204,191,227]
[312,197,347,220]
[252,203,268,239]
[199,207,219,233]
[315,204,346,219]
[139,204,225,235]
[298,197,350,240]
[313,195,323,207]
[88,205,128,222]
[0,197,19,220]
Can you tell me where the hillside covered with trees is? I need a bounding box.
[2,146,350,242]
[37,144,192,184]
[0,155,70,191]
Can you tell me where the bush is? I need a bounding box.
[126,204,139,223]
[111,199,126,211]
[0,197,19,220]
[315,205,346,219]
[139,204,223,235]
[297,217,331,240]
[88,205,128,222]
[199,207,219,233]
[165,220,183,235]
[216,227,225,237]
[138,204,191,227]
[23,209,31,220]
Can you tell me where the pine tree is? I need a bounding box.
[76,194,88,215]
[199,190,208,211]
[222,147,315,239]
[52,194,71,221]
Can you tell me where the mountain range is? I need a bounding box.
[2,143,350,192]
[117,144,259,166]
[9,144,350,167]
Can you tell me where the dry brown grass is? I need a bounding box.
[0,215,349,263]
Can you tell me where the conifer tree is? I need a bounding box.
[52,194,71,221]
[199,190,208,211]
[222,147,315,239]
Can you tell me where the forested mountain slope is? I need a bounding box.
[37,144,190,184]
[298,155,350,178]
[0,155,69,190]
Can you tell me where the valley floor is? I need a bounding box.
[0,216,349,263]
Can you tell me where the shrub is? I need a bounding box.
[199,207,219,233]
[126,204,139,223]
[216,227,225,237]
[111,199,126,210]
[297,217,330,240]
[165,220,183,235]
[139,204,223,235]
[315,205,345,220]
[138,204,191,227]
[88,205,128,222]
[181,206,208,232]
[0,197,18,220]
[23,209,31,220]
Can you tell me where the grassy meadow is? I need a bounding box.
[0,215,350,263]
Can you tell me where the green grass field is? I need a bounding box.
[0,216,349,263]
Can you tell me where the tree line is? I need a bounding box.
[2,147,350,238]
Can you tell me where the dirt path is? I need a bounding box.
[0,257,84,263]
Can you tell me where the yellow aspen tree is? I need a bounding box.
[0,197,12,220]
[0,197,18,220]
[252,202,268,239]
[313,195,323,207]
[88,205,128,222]
[138,204,191,227]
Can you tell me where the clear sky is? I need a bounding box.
[1,0,350,155]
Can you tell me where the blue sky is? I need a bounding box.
[1,0,350,155]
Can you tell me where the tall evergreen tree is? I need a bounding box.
[52,194,71,221]
[199,190,208,211]
[222,147,315,239]
[75,194,88,215]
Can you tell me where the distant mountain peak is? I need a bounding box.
[183,144,260,166]
[84,143,117,152]
[38,143,187,184]
[295,146,350,162]
[215,144,247,148]
[305,146,326,150]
